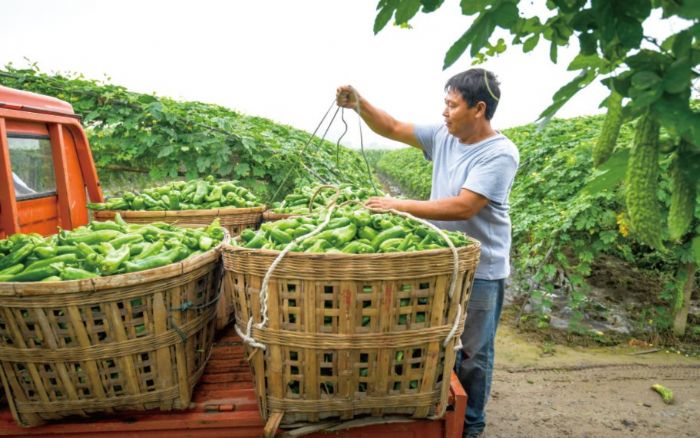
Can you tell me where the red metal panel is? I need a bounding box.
[49,124,73,229]
[0,107,103,205]
[17,195,59,236]
[5,120,50,136]
[66,124,103,204]
[0,118,20,237]
[0,85,75,116]
[60,127,89,227]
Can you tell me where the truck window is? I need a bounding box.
[8,135,56,200]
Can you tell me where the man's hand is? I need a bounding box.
[365,196,402,211]
[336,85,359,109]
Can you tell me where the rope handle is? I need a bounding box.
[238,191,343,350]
[238,198,465,353]
[308,184,341,213]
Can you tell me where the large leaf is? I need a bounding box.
[420,0,444,12]
[582,148,629,194]
[395,0,421,24]
[374,0,398,34]
[460,0,491,15]
[537,68,597,122]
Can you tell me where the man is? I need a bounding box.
[336,68,519,438]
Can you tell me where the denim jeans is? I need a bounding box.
[454,278,505,436]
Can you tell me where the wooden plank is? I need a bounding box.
[153,292,175,410]
[303,280,319,422]
[338,280,355,420]
[106,302,143,403]
[372,280,395,417]
[263,410,284,438]
[65,306,109,402]
[415,276,447,417]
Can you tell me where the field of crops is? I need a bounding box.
[374,115,699,337]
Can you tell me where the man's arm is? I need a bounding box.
[365,189,488,221]
[336,85,422,150]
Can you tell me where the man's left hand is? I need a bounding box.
[365,196,402,211]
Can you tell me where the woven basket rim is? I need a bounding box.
[222,239,480,260]
[0,230,229,296]
[93,205,266,218]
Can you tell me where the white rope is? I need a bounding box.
[238,203,339,350]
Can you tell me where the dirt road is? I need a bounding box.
[483,324,700,437]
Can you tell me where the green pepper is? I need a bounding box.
[330,223,357,246]
[60,267,100,280]
[10,263,64,282]
[109,233,144,249]
[371,226,407,249]
[0,243,35,271]
[129,242,149,256]
[90,221,125,232]
[326,217,352,230]
[132,196,145,210]
[192,181,209,204]
[67,230,124,245]
[133,240,164,261]
[244,233,267,249]
[199,236,214,251]
[379,238,404,252]
[33,245,58,259]
[0,264,25,276]
[304,239,330,253]
[41,275,62,282]
[358,226,378,241]
[351,210,372,227]
[124,247,183,273]
[340,241,375,254]
[270,228,293,244]
[25,253,78,271]
[101,245,131,274]
[289,224,315,239]
[241,229,257,243]
[205,186,223,202]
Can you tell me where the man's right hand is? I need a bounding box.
[336,85,359,109]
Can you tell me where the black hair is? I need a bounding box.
[444,68,500,120]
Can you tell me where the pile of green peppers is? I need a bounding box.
[238,206,470,253]
[271,184,384,215]
[88,176,262,211]
[0,215,225,282]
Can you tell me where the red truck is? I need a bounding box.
[0,85,466,437]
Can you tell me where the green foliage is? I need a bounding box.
[372,0,700,255]
[374,148,433,199]
[370,113,698,333]
[0,64,374,201]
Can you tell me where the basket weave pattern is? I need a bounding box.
[0,250,223,427]
[222,242,480,424]
[95,206,265,236]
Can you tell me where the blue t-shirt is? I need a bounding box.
[415,124,519,280]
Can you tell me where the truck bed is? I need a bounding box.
[0,325,465,437]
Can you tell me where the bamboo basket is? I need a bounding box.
[222,241,480,428]
[94,206,265,237]
[0,244,225,427]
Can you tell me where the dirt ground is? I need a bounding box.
[484,323,700,437]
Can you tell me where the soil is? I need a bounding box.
[484,321,700,437]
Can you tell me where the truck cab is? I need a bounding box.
[0,85,103,238]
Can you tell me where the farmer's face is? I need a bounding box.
[443,89,484,138]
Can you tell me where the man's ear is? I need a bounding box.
[475,101,487,118]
